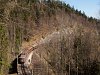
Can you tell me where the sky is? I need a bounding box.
[62,0,100,18]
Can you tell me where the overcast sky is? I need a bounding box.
[62,0,100,18]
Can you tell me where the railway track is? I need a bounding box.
[18,64,32,75]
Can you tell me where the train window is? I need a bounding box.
[28,59,30,62]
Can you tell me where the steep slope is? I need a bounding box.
[30,26,99,75]
[0,0,100,75]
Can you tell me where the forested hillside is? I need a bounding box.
[0,0,100,75]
